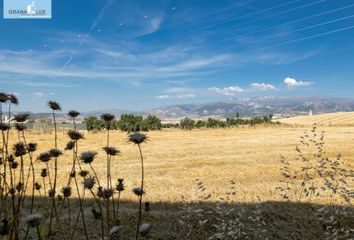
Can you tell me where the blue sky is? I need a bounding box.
[0,0,354,112]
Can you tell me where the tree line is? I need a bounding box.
[84,114,162,132]
[179,114,277,130]
[84,113,278,132]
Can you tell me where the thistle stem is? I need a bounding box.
[136,143,145,240]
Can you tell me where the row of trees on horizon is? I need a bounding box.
[82,114,278,132]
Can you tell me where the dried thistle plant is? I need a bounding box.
[0,94,156,239]
[129,132,151,240]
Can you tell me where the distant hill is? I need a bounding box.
[81,109,132,118]
[28,96,354,121]
[278,112,354,126]
[143,96,354,120]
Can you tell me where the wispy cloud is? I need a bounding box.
[158,87,196,100]
[21,81,78,88]
[0,47,227,81]
[284,77,313,88]
[165,87,194,94]
[177,94,195,99]
[0,28,318,92]
[157,95,170,99]
[208,86,244,95]
[250,83,277,91]
[33,92,45,98]
[32,92,55,98]
[141,17,163,35]
[157,93,195,100]
[90,0,117,31]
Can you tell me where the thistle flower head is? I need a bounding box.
[40,169,48,178]
[80,151,97,164]
[109,226,123,240]
[138,223,152,236]
[68,130,84,141]
[61,186,72,198]
[83,176,95,190]
[0,92,8,103]
[25,214,42,228]
[116,179,125,192]
[101,188,114,199]
[13,142,27,157]
[132,187,145,196]
[0,123,10,131]
[34,182,41,190]
[16,182,24,192]
[101,113,115,122]
[47,101,61,111]
[68,110,80,118]
[8,188,16,195]
[8,154,14,163]
[65,141,75,151]
[10,161,18,169]
[27,142,37,152]
[13,113,30,123]
[15,123,26,131]
[49,148,62,158]
[37,152,51,163]
[129,132,147,144]
[8,94,18,105]
[103,146,120,156]
[48,189,55,197]
[79,170,89,177]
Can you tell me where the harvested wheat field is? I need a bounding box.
[279,111,354,126]
[3,124,353,239]
[18,125,354,203]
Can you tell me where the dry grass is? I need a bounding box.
[15,124,354,204]
[3,123,354,239]
[279,111,354,126]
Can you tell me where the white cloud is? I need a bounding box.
[0,49,225,81]
[33,92,45,98]
[157,93,195,99]
[208,86,244,96]
[251,83,277,91]
[176,94,195,99]
[157,95,170,99]
[165,87,193,94]
[283,77,313,88]
[149,17,162,33]
[20,81,77,88]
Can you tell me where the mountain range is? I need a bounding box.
[26,96,354,121]
[142,96,354,120]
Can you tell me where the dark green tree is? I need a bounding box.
[118,114,144,132]
[180,117,195,130]
[143,115,162,130]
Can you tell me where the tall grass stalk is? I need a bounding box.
[129,132,148,240]
[47,101,63,238]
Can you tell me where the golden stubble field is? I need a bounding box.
[15,124,354,204]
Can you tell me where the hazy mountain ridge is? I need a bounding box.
[25,96,354,121]
[143,96,354,120]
